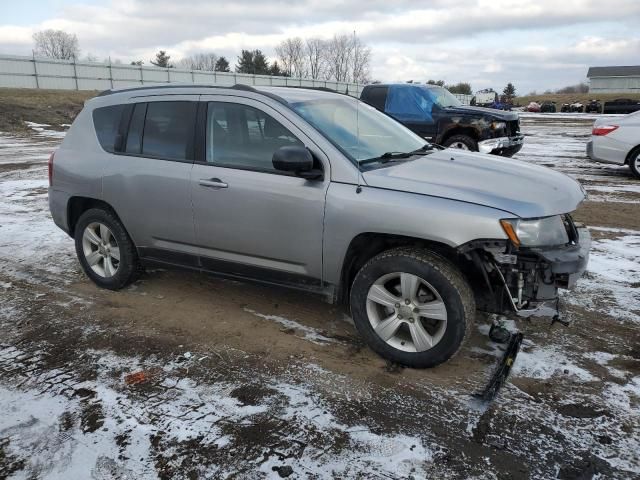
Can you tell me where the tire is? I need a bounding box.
[629,148,640,179]
[443,135,477,151]
[350,247,475,368]
[74,208,140,290]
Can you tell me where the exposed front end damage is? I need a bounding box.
[459,215,591,315]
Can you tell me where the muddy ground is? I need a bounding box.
[0,112,639,479]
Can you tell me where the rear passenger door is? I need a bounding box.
[101,96,199,264]
[190,96,329,288]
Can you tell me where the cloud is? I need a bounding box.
[0,0,638,93]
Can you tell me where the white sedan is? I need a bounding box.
[587,110,640,179]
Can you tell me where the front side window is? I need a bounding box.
[291,96,425,164]
[93,104,126,152]
[141,101,197,161]
[206,102,303,172]
[385,86,427,121]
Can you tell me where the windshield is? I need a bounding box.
[420,86,462,108]
[290,96,426,164]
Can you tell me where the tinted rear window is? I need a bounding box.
[93,104,126,152]
[142,102,197,161]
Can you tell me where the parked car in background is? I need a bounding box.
[603,98,640,115]
[587,110,640,178]
[527,102,541,112]
[361,83,524,156]
[49,84,590,368]
[570,102,584,113]
[585,99,601,114]
[540,101,556,113]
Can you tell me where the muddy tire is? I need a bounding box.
[74,208,140,290]
[629,148,640,179]
[443,134,477,151]
[350,247,475,368]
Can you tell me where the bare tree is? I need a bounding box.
[350,35,371,84]
[275,37,305,77]
[179,52,219,71]
[33,29,80,60]
[305,37,326,80]
[324,34,353,82]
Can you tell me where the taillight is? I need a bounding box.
[48,151,55,186]
[592,125,619,136]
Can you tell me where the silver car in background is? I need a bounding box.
[587,110,640,178]
[49,85,590,368]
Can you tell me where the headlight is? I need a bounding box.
[491,121,507,130]
[500,216,569,247]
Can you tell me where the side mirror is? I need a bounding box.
[272,146,323,180]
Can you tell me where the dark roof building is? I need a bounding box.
[587,65,640,94]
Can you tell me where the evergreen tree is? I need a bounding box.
[214,56,230,72]
[235,49,270,75]
[269,61,284,76]
[503,82,516,100]
[150,50,172,68]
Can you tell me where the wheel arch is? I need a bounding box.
[438,126,480,146]
[625,144,640,166]
[67,196,126,237]
[337,232,464,304]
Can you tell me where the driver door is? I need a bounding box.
[190,96,329,288]
[385,86,437,141]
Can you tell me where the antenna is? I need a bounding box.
[355,85,362,194]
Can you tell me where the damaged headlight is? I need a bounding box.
[500,216,569,247]
[491,121,507,131]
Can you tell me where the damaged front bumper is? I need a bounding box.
[462,226,591,313]
[478,135,525,157]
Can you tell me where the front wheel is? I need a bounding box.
[443,135,477,151]
[350,248,475,368]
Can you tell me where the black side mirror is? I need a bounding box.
[272,146,323,180]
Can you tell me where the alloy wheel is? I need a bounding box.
[365,272,447,353]
[82,222,120,278]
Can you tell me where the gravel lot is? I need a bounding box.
[0,113,639,479]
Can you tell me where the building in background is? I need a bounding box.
[587,66,640,94]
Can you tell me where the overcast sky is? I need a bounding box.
[1,0,639,94]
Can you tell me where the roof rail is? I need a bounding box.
[97,83,268,98]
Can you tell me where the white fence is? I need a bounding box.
[0,53,364,97]
[0,53,473,104]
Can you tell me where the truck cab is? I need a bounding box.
[361,83,524,157]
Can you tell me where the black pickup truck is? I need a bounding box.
[361,83,524,157]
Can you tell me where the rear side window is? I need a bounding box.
[141,102,197,161]
[93,104,126,152]
[361,86,388,112]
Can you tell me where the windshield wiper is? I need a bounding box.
[359,144,434,165]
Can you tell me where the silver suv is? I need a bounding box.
[49,85,590,368]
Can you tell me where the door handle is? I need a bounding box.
[199,178,228,189]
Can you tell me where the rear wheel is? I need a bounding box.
[74,208,140,290]
[629,149,640,179]
[350,248,475,368]
[443,134,477,151]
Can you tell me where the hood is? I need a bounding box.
[362,150,586,218]
[444,105,518,121]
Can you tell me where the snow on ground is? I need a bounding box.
[562,227,640,323]
[0,345,433,479]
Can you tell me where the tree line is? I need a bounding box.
[31,29,371,84]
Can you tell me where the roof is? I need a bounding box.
[587,66,640,78]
